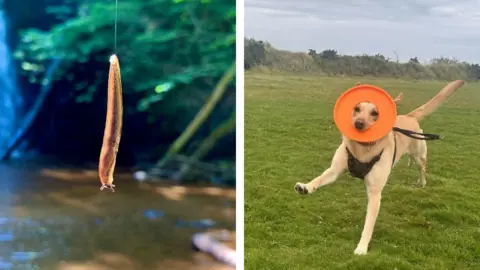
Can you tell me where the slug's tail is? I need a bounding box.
[100,183,116,192]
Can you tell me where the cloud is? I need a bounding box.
[245,0,480,63]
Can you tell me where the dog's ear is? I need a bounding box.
[393,92,403,103]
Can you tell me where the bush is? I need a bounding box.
[245,38,480,81]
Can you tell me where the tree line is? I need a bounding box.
[245,38,480,81]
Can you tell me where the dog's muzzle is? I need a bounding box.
[354,120,365,131]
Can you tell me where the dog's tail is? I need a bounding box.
[407,80,465,121]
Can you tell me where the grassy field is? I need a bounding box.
[244,71,480,270]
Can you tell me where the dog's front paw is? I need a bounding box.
[294,182,310,195]
[353,245,368,255]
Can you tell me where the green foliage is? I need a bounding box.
[16,0,236,116]
[245,38,480,81]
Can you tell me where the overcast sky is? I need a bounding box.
[245,0,480,64]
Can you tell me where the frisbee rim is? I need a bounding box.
[333,84,397,142]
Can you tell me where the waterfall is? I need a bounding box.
[0,10,21,153]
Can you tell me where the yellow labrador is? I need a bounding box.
[294,80,465,255]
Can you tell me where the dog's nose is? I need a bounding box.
[354,120,365,130]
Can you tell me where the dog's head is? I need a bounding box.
[352,102,378,131]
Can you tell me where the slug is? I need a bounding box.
[98,54,123,192]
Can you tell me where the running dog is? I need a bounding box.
[294,80,465,255]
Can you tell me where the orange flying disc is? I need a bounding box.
[333,84,397,142]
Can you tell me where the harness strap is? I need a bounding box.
[346,128,439,180]
[392,127,441,140]
[392,133,397,167]
[346,147,383,180]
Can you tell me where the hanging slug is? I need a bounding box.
[98,54,123,192]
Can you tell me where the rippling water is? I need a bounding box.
[0,160,235,269]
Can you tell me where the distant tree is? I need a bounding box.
[468,63,480,80]
[320,49,338,60]
[244,38,266,69]
[409,57,419,64]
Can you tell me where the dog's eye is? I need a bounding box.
[371,110,378,117]
[354,107,360,113]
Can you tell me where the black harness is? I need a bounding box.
[346,127,440,180]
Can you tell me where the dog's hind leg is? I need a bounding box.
[410,140,427,187]
[294,144,347,195]
[407,155,414,167]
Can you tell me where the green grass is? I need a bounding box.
[244,71,480,270]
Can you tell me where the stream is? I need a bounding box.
[0,158,235,270]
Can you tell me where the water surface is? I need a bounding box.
[0,159,235,269]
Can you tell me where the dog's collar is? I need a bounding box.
[357,141,376,147]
